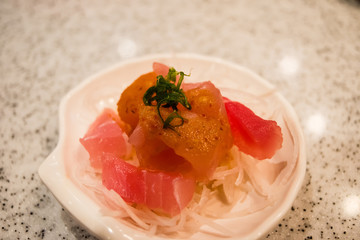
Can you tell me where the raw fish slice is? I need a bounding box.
[224,100,283,160]
[153,62,182,85]
[79,108,129,169]
[101,153,196,216]
[153,62,170,78]
[102,153,146,203]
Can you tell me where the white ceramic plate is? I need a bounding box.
[39,53,306,240]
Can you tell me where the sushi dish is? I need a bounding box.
[39,55,305,240]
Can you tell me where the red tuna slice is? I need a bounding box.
[101,154,196,216]
[224,100,283,160]
[153,62,170,77]
[152,62,182,83]
[80,108,128,169]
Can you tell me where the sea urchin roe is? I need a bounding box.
[184,81,228,119]
[136,82,233,180]
[129,124,193,174]
[120,65,233,180]
[117,72,157,133]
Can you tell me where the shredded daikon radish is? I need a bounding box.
[278,115,300,184]
[211,166,240,180]
[67,91,299,238]
[68,137,297,237]
[187,211,234,237]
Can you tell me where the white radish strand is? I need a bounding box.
[68,101,298,237]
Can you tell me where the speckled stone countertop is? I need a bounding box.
[1,0,359,239]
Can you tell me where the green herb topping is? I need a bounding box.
[143,67,191,131]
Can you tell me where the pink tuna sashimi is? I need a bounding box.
[101,153,196,216]
[224,99,283,160]
[80,108,128,169]
[152,62,182,84]
[153,62,170,77]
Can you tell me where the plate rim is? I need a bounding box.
[39,53,306,240]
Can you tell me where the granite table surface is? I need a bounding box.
[1,0,360,239]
